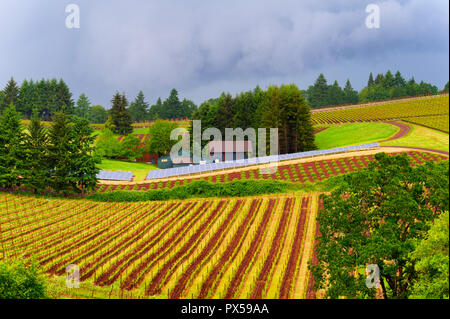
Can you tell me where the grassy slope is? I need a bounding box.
[98,159,158,181]
[314,122,398,150]
[381,122,449,152]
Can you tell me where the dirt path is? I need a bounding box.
[379,121,411,142]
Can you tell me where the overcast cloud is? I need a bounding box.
[0,0,448,107]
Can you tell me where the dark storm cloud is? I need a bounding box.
[0,0,448,107]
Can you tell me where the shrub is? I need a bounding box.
[0,259,48,299]
[87,180,294,202]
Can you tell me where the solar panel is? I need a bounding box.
[97,170,133,181]
[144,142,380,180]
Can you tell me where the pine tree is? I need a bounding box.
[128,91,149,122]
[1,77,19,114]
[75,93,91,119]
[18,79,35,118]
[180,98,197,119]
[47,111,74,194]
[23,108,49,193]
[326,80,344,106]
[382,70,395,89]
[343,79,359,104]
[0,104,27,189]
[216,93,235,135]
[70,117,100,194]
[163,89,182,119]
[394,71,406,87]
[297,96,317,152]
[109,92,133,135]
[374,73,384,85]
[309,74,329,108]
[261,86,283,154]
[368,72,375,87]
[233,91,256,130]
[55,79,74,115]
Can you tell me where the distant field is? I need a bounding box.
[314,122,398,150]
[98,159,158,181]
[381,122,450,152]
[311,95,449,124]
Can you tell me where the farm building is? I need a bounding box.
[209,140,254,162]
[157,150,197,169]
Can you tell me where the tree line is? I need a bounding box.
[0,78,197,125]
[306,70,449,108]
[0,104,99,195]
[190,84,316,155]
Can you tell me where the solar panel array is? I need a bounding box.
[145,142,380,180]
[97,170,134,181]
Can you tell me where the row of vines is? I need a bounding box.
[0,194,321,299]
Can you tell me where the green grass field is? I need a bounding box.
[381,122,449,152]
[314,122,399,150]
[97,159,158,181]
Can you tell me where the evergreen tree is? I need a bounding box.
[308,74,329,108]
[70,117,100,194]
[297,95,317,152]
[0,104,27,189]
[74,93,91,119]
[326,80,344,106]
[394,71,406,87]
[0,92,4,112]
[1,78,19,114]
[343,79,359,104]
[406,77,419,96]
[444,82,449,93]
[108,92,133,135]
[368,72,375,87]
[180,98,197,119]
[163,89,182,119]
[55,79,74,115]
[216,93,235,135]
[128,91,149,122]
[18,79,35,118]
[23,108,49,193]
[374,73,384,85]
[233,91,257,130]
[382,70,395,89]
[47,111,74,194]
[261,86,283,154]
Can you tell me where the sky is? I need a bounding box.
[0,0,448,108]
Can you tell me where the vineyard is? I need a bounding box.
[311,95,449,125]
[96,151,448,192]
[0,193,321,299]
